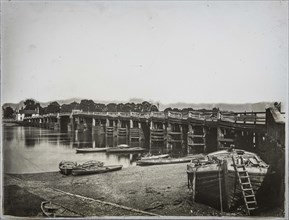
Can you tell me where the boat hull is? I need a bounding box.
[140,154,170,160]
[137,158,192,166]
[59,161,77,175]
[76,148,108,153]
[106,147,146,153]
[137,154,205,166]
[72,165,123,176]
[41,201,81,217]
[187,157,268,211]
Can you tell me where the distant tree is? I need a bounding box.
[60,102,80,113]
[117,103,125,112]
[172,108,181,112]
[45,102,61,114]
[142,101,151,112]
[70,102,81,110]
[150,105,159,112]
[181,107,194,113]
[106,103,117,112]
[95,103,105,112]
[129,103,136,111]
[80,99,95,112]
[134,103,143,112]
[60,104,72,113]
[3,106,14,118]
[123,103,132,112]
[164,107,173,113]
[24,99,37,110]
[36,103,44,115]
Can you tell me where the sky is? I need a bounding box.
[1,1,288,105]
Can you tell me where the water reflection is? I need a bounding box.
[3,124,185,174]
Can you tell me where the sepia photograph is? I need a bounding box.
[1,0,288,219]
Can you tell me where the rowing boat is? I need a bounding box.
[106,146,146,153]
[76,147,108,153]
[41,201,81,217]
[137,154,205,166]
[72,165,123,176]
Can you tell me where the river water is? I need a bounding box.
[3,124,182,174]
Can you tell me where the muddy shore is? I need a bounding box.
[3,163,283,218]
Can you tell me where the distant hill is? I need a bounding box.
[2,98,277,112]
[159,102,276,112]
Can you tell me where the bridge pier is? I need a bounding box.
[105,119,114,136]
[187,124,206,154]
[118,120,129,138]
[217,127,235,150]
[129,120,142,142]
[91,118,104,135]
[74,116,87,133]
[67,116,74,132]
[233,130,255,152]
[150,121,165,146]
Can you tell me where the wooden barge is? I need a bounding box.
[187,149,269,214]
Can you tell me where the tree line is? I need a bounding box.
[3,99,220,119]
[2,99,159,118]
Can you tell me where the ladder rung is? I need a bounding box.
[245,195,255,198]
[246,201,257,204]
[191,135,204,137]
[238,170,247,173]
[240,176,249,178]
[243,188,253,191]
[241,182,250,185]
[247,208,257,210]
[236,165,245,168]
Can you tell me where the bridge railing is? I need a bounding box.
[22,110,270,126]
[59,112,71,116]
[220,112,266,125]
[150,112,166,119]
[130,112,140,118]
[107,112,118,117]
[235,112,266,125]
[118,112,130,117]
[139,112,151,119]
[93,112,107,116]
[167,111,182,119]
[188,111,206,120]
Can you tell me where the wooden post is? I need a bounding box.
[217,126,223,150]
[192,171,196,203]
[222,159,229,211]
[203,126,207,153]
[218,161,223,214]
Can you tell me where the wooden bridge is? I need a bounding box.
[21,109,280,155]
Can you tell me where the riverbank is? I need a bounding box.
[3,163,284,218]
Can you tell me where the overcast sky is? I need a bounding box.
[1,1,288,105]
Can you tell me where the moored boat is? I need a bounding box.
[187,149,269,213]
[137,154,205,166]
[59,161,77,175]
[41,201,82,217]
[76,147,108,153]
[72,165,123,176]
[106,146,146,153]
[140,154,170,160]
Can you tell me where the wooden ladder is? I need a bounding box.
[232,156,257,215]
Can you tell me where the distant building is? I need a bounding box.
[16,109,39,121]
